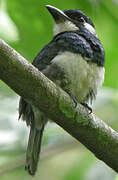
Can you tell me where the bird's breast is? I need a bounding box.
[42,51,105,103]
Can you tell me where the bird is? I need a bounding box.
[19,5,105,176]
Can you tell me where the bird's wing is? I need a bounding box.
[32,31,93,71]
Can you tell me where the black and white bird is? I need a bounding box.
[19,5,105,175]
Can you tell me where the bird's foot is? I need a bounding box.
[81,103,92,114]
[65,90,78,107]
[65,90,92,114]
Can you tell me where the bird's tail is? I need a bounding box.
[25,125,44,176]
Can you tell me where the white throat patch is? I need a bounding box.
[53,21,97,37]
[53,20,79,36]
[84,22,97,37]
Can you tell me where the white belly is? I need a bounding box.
[51,52,105,103]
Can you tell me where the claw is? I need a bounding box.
[81,103,92,114]
[65,90,92,114]
[65,90,78,107]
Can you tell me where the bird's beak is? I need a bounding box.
[46,5,70,23]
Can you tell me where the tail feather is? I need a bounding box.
[25,125,44,176]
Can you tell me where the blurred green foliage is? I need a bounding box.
[0,0,118,179]
[4,0,118,89]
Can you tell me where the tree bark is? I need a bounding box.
[0,39,118,173]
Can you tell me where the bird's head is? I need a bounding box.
[46,5,97,37]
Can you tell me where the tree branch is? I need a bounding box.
[0,39,118,173]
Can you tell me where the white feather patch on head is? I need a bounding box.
[53,20,79,36]
[84,22,97,37]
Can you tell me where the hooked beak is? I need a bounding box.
[46,5,70,23]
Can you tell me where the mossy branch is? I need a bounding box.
[0,39,118,173]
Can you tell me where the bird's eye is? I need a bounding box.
[79,17,85,23]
